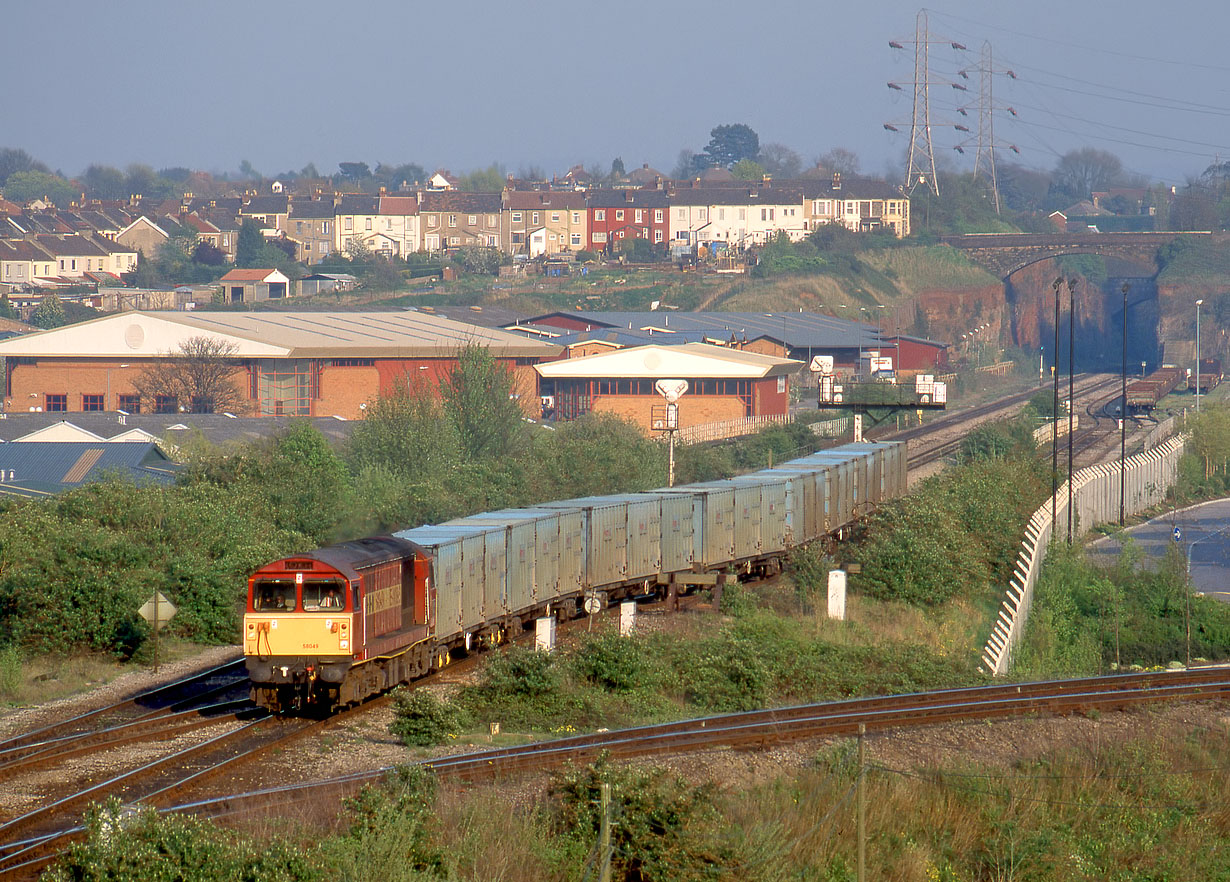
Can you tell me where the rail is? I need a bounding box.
[980,435,1186,676]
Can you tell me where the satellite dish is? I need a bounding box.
[654,379,689,403]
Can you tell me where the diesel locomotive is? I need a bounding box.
[243,440,907,712]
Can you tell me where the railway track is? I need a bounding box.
[901,374,1121,470]
[160,667,1230,828]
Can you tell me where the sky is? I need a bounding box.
[8,1,1230,187]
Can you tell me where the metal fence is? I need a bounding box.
[675,414,790,445]
[980,435,1186,676]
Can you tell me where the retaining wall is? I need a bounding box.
[980,435,1186,676]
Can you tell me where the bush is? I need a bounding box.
[569,633,652,693]
[389,688,466,746]
[477,645,559,698]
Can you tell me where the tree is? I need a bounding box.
[29,294,67,329]
[0,294,16,320]
[819,148,861,176]
[132,337,249,414]
[192,240,226,266]
[1051,148,1124,201]
[671,148,698,179]
[452,246,502,274]
[338,161,372,181]
[758,143,802,178]
[610,156,626,179]
[440,345,526,461]
[458,164,506,192]
[702,123,760,168]
[730,158,767,180]
[2,170,78,208]
[236,218,266,267]
[82,164,127,200]
[0,147,48,187]
[1170,184,1218,231]
[237,159,260,180]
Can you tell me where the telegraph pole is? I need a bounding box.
[1067,278,1076,544]
[857,722,867,882]
[1051,278,1061,535]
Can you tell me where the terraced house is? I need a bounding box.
[585,189,669,253]
[502,190,587,256]
[668,184,806,251]
[287,199,335,264]
[419,191,501,251]
[801,174,910,237]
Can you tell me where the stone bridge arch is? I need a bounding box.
[940,232,1212,281]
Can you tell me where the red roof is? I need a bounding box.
[219,268,280,282]
[379,196,419,215]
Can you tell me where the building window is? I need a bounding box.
[592,232,607,243]
[154,395,179,413]
[82,394,104,411]
[654,230,664,243]
[322,222,330,233]
[739,209,746,220]
[677,208,686,219]
[594,209,605,221]
[532,212,539,224]
[615,209,624,221]
[118,394,141,413]
[551,212,560,222]
[654,209,663,223]
[634,209,643,223]
[718,208,725,220]
[45,394,67,412]
[761,208,767,221]
[344,217,353,230]
[571,233,582,246]
[512,212,522,222]
[449,236,460,245]
[332,358,375,367]
[448,215,457,227]
[572,212,581,223]
[468,215,477,225]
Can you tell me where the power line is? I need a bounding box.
[925,8,1230,74]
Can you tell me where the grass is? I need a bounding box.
[858,246,999,293]
[0,640,217,708]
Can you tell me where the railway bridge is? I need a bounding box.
[940,231,1213,279]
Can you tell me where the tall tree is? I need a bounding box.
[671,148,698,179]
[2,170,78,207]
[29,294,67,329]
[236,218,266,267]
[458,164,506,192]
[730,159,767,180]
[0,147,48,187]
[1051,148,1124,201]
[702,123,760,168]
[819,147,861,176]
[132,337,248,414]
[758,143,802,178]
[338,161,372,181]
[440,345,526,460]
[82,165,127,200]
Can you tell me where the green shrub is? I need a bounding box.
[568,633,652,693]
[0,646,21,700]
[389,688,466,747]
[478,645,559,698]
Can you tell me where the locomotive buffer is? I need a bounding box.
[810,356,947,441]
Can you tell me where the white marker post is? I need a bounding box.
[619,600,637,636]
[827,570,847,620]
[654,379,688,487]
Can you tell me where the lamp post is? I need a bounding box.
[1120,283,1129,526]
[1052,277,1062,534]
[1067,277,1076,544]
[1195,299,1204,413]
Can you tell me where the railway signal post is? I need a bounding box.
[653,379,688,487]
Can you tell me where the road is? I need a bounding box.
[1089,498,1230,600]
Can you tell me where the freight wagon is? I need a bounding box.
[244,441,908,712]
[1125,365,1187,412]
[1189,358,1223,393]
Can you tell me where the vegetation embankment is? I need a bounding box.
[49,715,1230,881]
[1020,403,1230,676]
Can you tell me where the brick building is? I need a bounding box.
[534,342,798,432]
[0,311,560,419]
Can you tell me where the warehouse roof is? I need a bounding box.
[521,310,887,350]
[0,440,179,497]
[534,342,800,379]
[0,311,561,360]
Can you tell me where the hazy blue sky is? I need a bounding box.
[9,1,1230,186]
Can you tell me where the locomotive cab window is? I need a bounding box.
[253,580,297,612]
[302,581,346,611]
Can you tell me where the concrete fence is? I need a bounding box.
[675,414,790,445]
[1032,415,1079,446]
[980,435,1186,676]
